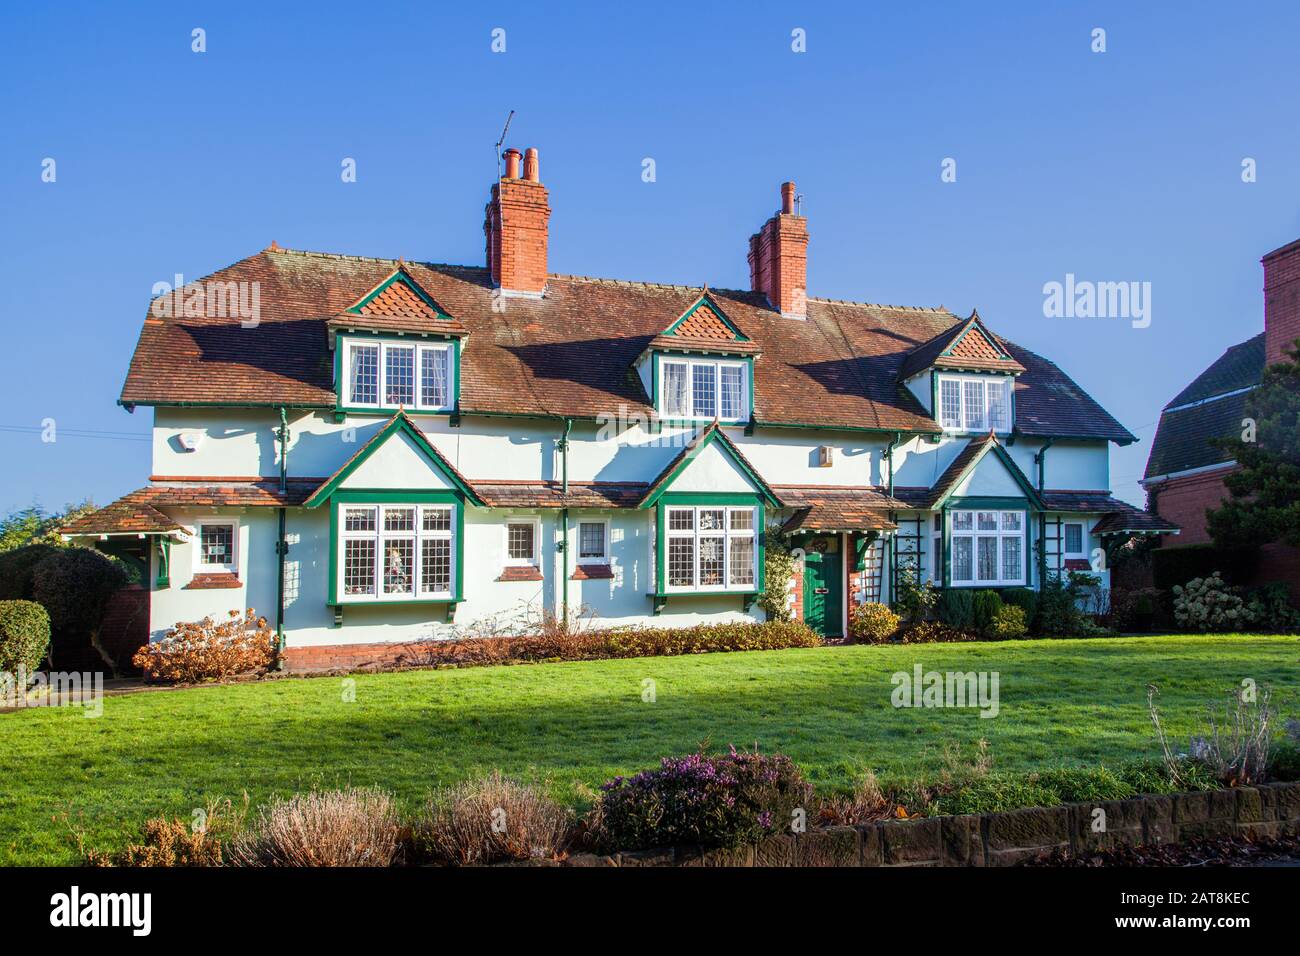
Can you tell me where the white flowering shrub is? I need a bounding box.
[1172,573,1255,632]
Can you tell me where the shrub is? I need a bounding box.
[892,566,937,624]
[895,620,977,644]
[971,589,1003,636]
[1031,575,1086,636]
[848,602,899,644]
[1172,573,1254,632]
[999,587,1037,622]
[1148,683,1274,787]
[0,600,51,675]
[1106,587,1167,632]
[1243,583,1300,632]
[592,747,813,851]
[0,543,61,600]
[936,588,975,630]
[1151,544,1258,590]
[230,787,402,867]
[990,604,1027,639]
[85,799,243,867]
[133,608,278,683]
[31,546,129,670]
[416,771,573,865]
[756,544,795,623]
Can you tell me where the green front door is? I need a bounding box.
[803,541,843,637]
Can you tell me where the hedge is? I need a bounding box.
[0,599,52,675]
[1151,544,1259,590]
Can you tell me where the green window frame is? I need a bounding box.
[653,492,766,598]
[334,333,461,417]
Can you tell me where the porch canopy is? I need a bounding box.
[776,487,905,536]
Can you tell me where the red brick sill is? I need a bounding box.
[497,567,543,582]
[571,564,614,580]
[184,573,242,590]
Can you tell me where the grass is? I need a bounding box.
[3,633,1297,865]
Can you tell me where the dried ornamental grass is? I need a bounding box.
[229,787,403,867]
[418,771,573,865]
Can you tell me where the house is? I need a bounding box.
[1142,237,1300,597]
[62,146,1171,669]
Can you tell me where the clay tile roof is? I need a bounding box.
[60,480,323,535]
[1091,506,1180,536]
[59,490,183,536]
[897,313,1025,381]
[118,246,1133,442]
[475,481,648,509]
[773,486,904,534]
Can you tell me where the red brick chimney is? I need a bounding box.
[1263,238,1300,367]
[748,181,809,318]
[485,146,550,295]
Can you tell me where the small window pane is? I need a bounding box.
[421,538,451,594]
[422,507,451,532]
[344,539,376,595]
[988,379,1009,431]
[977,537,999,581]
[579,522,606,559]
[729,508,754,531]
[698,509,725,531]
[420,347,450,408]
[385,345,415,406]
[952,537,973,581]
[668,508,694,531]
[663,362,688,417]
[691,363,716,418]
[940,379,962,429]
[200,524,233,566]
[344,507,376,532]
[720,365,745,419]
[668,538,695,586]
[384,507,415,532]
[1001,512,1022,532]
[507,523,535,561]
[977,511,998,531]
[350,345,379,405]
[729,536,754,586]
[963,380,985,430]
[1064,523,1083,555]
[952,511,973,531]
[699,536,724,585]
[383,538,414,594]
[1002,537,1022,582]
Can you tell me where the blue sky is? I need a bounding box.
[2,1,1297,513]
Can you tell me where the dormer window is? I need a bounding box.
[938,374,1011,432]
[340,337,455,413]
[660,357,749,422]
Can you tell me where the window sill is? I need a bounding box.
[497,566,543,582]
[185,572,242,590]
[572,564,614,580]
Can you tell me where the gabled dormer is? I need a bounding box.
[328,267,469,419]
[636,292,761,425]
[898,310,1025,435]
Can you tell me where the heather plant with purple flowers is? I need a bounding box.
[591,747,812,850]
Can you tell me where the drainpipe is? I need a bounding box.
[275,407,290,662]
[884,431,903,498]
[1034,437,1057,587]
[558,418,573,627]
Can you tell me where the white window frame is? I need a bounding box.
[663,505,757,593]
[949,509,1025,587]
[936,373,1012,433]
[193,518,239,574]
[504,517,541,568]
[336,503,456,603]
[1063,521,1086,558]
[659,356,749,422]
[341,337,455,412]
[576,519,609,565]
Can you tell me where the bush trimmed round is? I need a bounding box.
[0,599,52,675]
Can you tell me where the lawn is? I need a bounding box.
[3,633,1297,865]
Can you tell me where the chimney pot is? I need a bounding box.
[503,148,522,179]
[781,181,796,215]
[523,147,540,182]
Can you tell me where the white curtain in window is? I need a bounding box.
[663,362,688,417]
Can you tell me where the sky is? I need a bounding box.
[2,0,1298,513]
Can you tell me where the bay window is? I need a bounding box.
[338,503,455,601]
[949,509,1024,586]
[659,356,749,421]
[664,505,757,591]
[341,337,455,412]
[937,375,1012,432]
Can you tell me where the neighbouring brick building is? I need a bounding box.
[1142,238,1300,598]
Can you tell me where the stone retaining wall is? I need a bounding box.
[565,781,1300,867]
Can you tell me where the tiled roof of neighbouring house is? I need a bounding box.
[119,246,1135,442]
[1143,334,1264,480]
[59,480,323,535]
[1091,506,1180,536]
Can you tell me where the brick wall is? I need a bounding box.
[562,781,1300,867]
[283,641,424,673]
[1264,238,1300,367]
[1150,466,1233,546]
